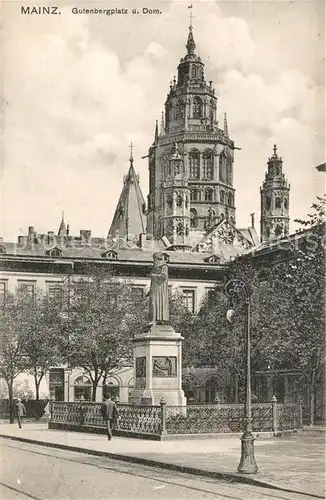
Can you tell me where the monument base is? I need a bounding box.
[130,324,186,407]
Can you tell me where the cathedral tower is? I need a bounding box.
[147,21,236,247]
[260,145,290,242]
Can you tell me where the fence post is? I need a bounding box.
[271,395,277,435]
[160,397,167,436]
[79,404,85,426]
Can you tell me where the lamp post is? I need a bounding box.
[225,279,258,474]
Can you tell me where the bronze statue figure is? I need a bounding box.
[149,252,169,325]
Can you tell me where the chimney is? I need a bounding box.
[18,235,26,245]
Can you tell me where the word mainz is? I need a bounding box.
[20,6,162,15]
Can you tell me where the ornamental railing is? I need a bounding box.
[49,397,303,438]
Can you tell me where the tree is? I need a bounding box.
[67,268,148,401]
[21,290,64,401]
[0,293,28,422]
[263,197,325,424]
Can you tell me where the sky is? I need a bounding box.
[1,0,325,240]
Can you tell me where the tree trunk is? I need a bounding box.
[8,380,14,424]
[92,381,97,402]
[309,388,315,426]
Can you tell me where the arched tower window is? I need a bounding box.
[190,189,200,202]
[205,188,213,202]
[193,96,203,118]
[190,208,198,228]
[175,99,185,120]
[266,196,271,210]
[219,154,226,183]
[220,190,225,204]
[284,198,288,209]
[275,197,281,209]
[176,195,183,207]
[227,193,232,207]
[203,150,214,179]
[275,224,282,237]
[191,65,197,79]
[189,150,200,179]
[176,222,184,236]
[226,159,233,185]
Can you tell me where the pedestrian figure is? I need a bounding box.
[15,398,26,429]
[101,394,119,441]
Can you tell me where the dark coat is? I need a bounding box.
[101,400,118,420]
[16,402,26,417]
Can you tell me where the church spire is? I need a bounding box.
[108,147,146,240]
[186,26,196,55]
[160,111,165,135]
[224,113,229,138]
[57,211,67,236]
[154,120,159,143]
[129,142,134,163]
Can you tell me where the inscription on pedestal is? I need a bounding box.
[152,356,177,377]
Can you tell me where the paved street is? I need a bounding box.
[0,439,315,500]
[0,423,324,498]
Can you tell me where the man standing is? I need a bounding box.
[15,398,26,429]
[101,394,119,441]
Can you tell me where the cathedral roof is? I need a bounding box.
[108,152,146,241]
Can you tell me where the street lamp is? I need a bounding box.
[225,279,258,474]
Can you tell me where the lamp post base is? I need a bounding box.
[237,432,258,474]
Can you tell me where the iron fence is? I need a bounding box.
[49,398,302,438]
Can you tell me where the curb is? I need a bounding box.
[0,433,323,499]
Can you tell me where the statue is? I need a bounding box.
[149,252,169,325]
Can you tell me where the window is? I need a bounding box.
[189,150,200,179]
[182,289,195,313]
[131,287,145,298]
[176,223,184,236]
[46,248,62,258]
[284,198,288,209]
[102,250,118,260]
[275,197,281,209]
[275,225,282,237]
[74,375,92,401]
[266,196,271,210]
[193,96,203,118]
[219,154,226,183]
[203,151,214,179]
[166,195,173,208]
[226,159,232,185]
[176,195,183,207]
[175,99,184,119]
[190,208,198,228]
[220,191,225,204]
[0,246,6,254]
[18,281,35,299]
[0,282,7,307]
[191,65,197,79]
[205,188,213,202]
[46,282,63,303]
[190,189,200,202]
[227,193,232,207]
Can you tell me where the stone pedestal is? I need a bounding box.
[130,324,186,406]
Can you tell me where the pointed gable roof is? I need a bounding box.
[108,151,146,241]
[193,217,256,262]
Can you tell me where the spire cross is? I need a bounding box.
[129,142,134,162]
[188,4,194,28]
[273,144,277,156]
